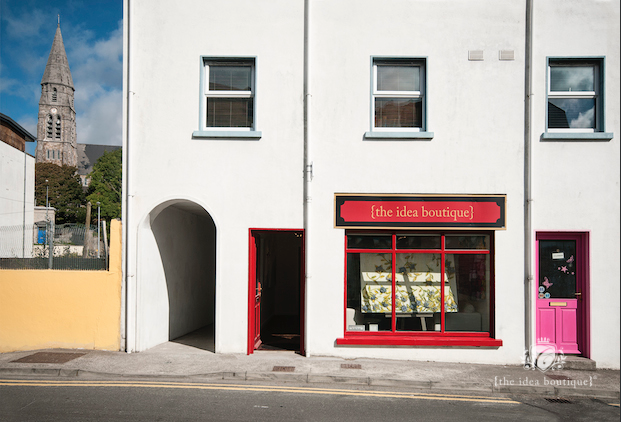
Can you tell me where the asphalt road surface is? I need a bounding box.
[1,377,619,421]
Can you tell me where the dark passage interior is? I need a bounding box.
[255,231,303,352]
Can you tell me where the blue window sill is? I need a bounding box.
[192,130,262,140]
[364,131,434,140]
[540,132,613,142]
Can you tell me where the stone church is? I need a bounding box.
[35,23,77,167]
[35,22,120,187]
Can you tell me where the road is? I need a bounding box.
[1,377,619,421]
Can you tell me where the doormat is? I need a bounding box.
[341,363,362,369]
[545,374,572,381]
[272,366,295,372]
[11,352,87,364]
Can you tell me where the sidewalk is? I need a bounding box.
[1,342,618,400]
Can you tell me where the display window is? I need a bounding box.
[338,231,502,347]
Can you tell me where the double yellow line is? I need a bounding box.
[0,379,519,404]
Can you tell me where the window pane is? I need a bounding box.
[396,235,440,249]
[548,98,595,129]
[209,66,252,91]
[550,66,594,92]
[445,235,489,250]
[395,253,448,332]
[347,234,392,249]
[207,98,253,128]
[538,240,576,299]
[347,253,392,332]
[445,254,490,333]
[375,98,422,128]
[377,65,420,91]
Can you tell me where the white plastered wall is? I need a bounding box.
[304,0,528,364]
[530,0,620,369]
[124,0,305,353]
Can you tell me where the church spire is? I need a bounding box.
[35,21,77,167]
[41,21,74,89]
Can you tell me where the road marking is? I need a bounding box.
[0,379,518,404]
[608,403,619,407]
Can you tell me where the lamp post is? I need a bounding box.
[45,179,52,269]
[45,179,49,223]
[97,202,101,259]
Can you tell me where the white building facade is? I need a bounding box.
[123,0,620,369]
[0,114,35,258]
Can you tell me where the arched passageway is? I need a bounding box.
[137,200,216,352]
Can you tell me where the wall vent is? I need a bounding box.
[468,50,484,61]
[499,50,515,61]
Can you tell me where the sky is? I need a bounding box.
[0,0,122,156]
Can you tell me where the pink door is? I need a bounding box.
[536,235,585,355]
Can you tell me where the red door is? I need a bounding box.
[249,234,262,352]
[536,233,589,356]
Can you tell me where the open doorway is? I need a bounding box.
[248,229,304,354]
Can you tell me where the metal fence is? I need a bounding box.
[0,222,108,270]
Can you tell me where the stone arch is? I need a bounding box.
[135,199,217,352]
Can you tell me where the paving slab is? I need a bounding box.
[0,343,618,400]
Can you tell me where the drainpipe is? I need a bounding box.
[303,0,312,357]
[524,0,534,353]
[122,0,132,353]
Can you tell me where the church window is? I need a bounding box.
[52,88,58,102]
[46,115,53,138]
[55,116,61,139]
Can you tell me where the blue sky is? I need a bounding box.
[0,0,122,155]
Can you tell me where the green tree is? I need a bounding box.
[35,163,86,224]
[86,149,122,222]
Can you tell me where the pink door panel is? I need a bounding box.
[536,238,581,354]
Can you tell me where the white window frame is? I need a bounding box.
[201,58,255,132]
[546,59,601,134]
[371,58,426,133]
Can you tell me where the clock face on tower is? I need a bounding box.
[51,108,57,114]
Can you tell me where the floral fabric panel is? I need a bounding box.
[360,253,458,313]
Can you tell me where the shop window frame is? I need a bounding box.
[337,230,502,347]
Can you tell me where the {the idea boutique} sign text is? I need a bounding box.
[334,194,506,229]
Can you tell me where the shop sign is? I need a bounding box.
[335,194,506,229]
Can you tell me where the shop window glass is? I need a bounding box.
[345,232,493,337]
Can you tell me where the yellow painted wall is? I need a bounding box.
[0,220,122,353]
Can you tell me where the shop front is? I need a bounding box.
[334,194,506,348]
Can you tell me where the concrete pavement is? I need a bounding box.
[1,342,618,400]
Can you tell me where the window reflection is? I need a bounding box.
[550,66,594,92]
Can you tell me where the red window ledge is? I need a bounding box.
[336,334,502,347]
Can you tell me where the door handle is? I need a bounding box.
[575,292,582,297]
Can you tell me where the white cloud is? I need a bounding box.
[16,115,38,137]
[2,8,48,39]
[570,107,595,129]
[69,20,123,145]
[77,89,122,146]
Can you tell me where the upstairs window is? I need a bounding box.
[203,59,254,130]
[373,59,425,131]
[52,88,57,102]
[547,59,601,132]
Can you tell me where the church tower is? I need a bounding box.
[35,22,77,167]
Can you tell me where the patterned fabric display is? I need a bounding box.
[360,253,458,313]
